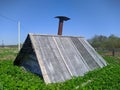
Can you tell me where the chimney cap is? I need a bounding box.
[55,16,70,21]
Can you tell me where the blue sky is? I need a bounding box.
[0,0,120,45]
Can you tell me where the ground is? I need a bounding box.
[0,47,120,90]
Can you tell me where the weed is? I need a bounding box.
[0,47,120,89]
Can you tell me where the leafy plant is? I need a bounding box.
[0,47,120,90]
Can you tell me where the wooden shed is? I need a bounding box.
[14,33,107,84]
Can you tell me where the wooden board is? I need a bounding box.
[32,35,107,83]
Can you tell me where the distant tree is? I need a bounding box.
[104,35,120,56]
[88,34,120,56]
[88,35,107,49]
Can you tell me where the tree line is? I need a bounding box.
[88,34,120,56]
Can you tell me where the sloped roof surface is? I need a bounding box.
[14,34,107,83]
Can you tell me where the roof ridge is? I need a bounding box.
[28,33,84,38]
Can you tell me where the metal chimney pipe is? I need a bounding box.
[55,16,70,35]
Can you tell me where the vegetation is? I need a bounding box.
[0,46,120,90]
[88,34,120,56]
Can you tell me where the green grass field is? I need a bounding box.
[0,47,120,90]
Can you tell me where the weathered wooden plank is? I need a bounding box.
[34,36,71,83]
[71,37,100,70]
[30,35,51,84]
[49,37,71,81]
[14,34,107,84]
[54,37,89,76]
[79,38,107,67]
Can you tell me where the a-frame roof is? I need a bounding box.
[14,34,107,84]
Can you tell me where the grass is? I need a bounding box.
[0,47,120,90]
[0,47,17,60]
